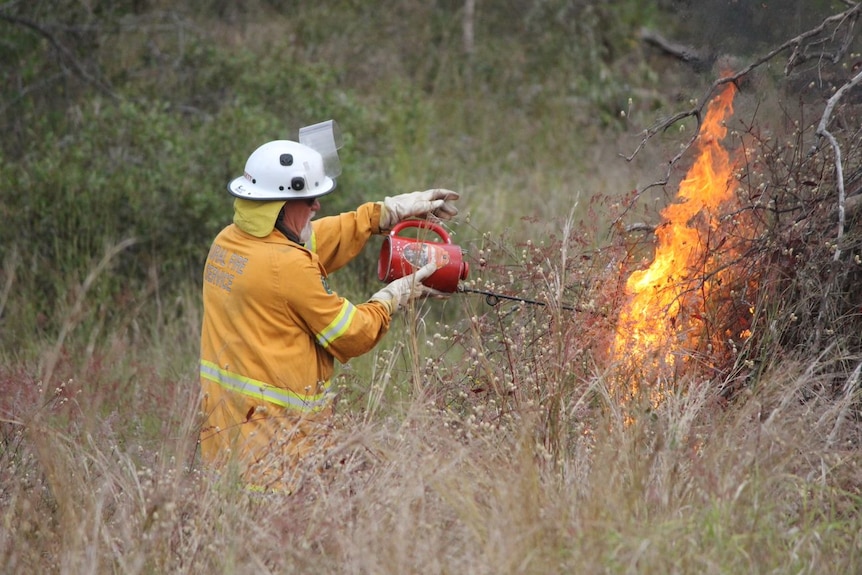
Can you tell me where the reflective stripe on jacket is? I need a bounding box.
[199,359,332,412]
[199,202,391,486]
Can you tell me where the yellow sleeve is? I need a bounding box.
[282,251,391,363]
[309,202,382,272]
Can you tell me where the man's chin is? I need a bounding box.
[299,221,314,244]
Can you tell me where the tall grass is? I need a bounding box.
[3,341,861,572]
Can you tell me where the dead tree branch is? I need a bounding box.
[639,28,713,71]
[0,12,118,101]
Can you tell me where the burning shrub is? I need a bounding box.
[608,75,862,404]
[445,71,862,426]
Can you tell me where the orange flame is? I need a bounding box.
[615,83,739,393]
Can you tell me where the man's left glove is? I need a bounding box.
[379,189,460,231]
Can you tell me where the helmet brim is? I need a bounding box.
[227,175,337,201]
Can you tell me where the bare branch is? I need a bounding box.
[812,67,862,261]
[783,6,859,73]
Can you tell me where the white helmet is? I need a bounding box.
[227,140,336,201]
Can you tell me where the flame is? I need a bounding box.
[615,83,738,396]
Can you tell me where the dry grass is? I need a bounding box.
[2,345,861,574]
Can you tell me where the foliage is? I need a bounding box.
[0,0,665,347]
[0,12,377,344]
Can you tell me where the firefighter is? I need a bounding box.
[199,137,459,491]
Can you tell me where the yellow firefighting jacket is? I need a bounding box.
[199,202,390,488]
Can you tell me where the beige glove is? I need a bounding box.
[368,262,442,315]
[379,189,460,230]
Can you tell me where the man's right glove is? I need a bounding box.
[368,262,442,315]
